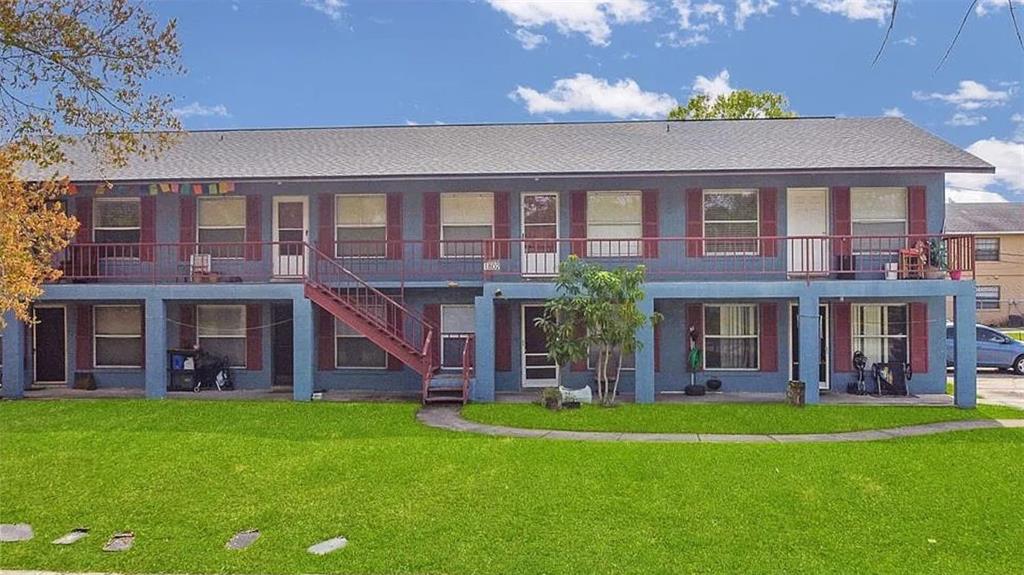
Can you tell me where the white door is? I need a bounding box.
[273,197,309,277]
[521,193,559,277]
[522,305,559,387]
[786,188,829,276]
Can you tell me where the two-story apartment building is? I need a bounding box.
[1,117,989,406]
[945,202,1024,326]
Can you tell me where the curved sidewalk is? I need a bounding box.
[417,406,1024,443]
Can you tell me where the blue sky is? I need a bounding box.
[149,0,1023,202]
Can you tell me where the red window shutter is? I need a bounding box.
[423,193,441,260]
[245,195,262,261]
[495,301,511,371]
[140,196,156,262]
[317,194,335,256]
[908,186,927,241]
[642,189,659,257]
[686,303,703,372]
[759,188,778,257]
[179,304,196,349]
[570,321,587,372]
[833,302,852,372]
[386,192,403,260]
[759,303,778,372]
[317,306,335,370]
[387,307,405,371]
[831,187,851,257]
[75,198,92,244]
[685,188,703,257]
[246,304,262,371]
[909,302,929,373]
[654,319,661,373]
[492,191,511,259]
[76,304,93,370]
[179,197,196,261]
[423,304,441,368]
[569,190,587,257]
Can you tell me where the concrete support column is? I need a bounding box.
[473,295,495,402]
[293,297,314,401]
[797,294,821,405]
[1,312,26,399]
[953,292,977,408]
[144,298,167,399]
[634,295,655,404]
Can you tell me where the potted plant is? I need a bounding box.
[926,238,948,280]
[685,326,706,395]
[541,387,562,411]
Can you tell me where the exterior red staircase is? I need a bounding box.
[305,243,470,404]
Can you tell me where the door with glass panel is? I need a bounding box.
[522,305,559,387]
[521,193,559,276]
[273,196,308,277]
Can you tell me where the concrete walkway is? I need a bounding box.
[417,406,1024,443]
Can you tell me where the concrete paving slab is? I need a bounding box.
[102,532,133,552]
[307,536,348,555]
[52,529,89,545]
[226,529,260,550]
[543,430,623,441]
[619,432,700,442]
[698,434,778,443]
[0,524,33,542]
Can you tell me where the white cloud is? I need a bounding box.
[946,138,1024,201]
[1012,113,1024,142]
[172,102,230,118]
[510,73,677,118]
[735,0,777,30]
[912,80,1013,110]
[486,0,651,46]
[945,188,1008,203]
[946,112,988,127]
[692,69,734,100]
[974,0,1006,16]
[673,0,726,31]
[658,30,710,47]
[802,0,890,22]
[512,28,548,50]
[882,107,904,118]
[895,35,916,46]
[303,0,345,21]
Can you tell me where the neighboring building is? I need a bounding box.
[0,117,988,406]
[945,202,1024,327]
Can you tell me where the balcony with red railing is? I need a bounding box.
[51,234,975,285]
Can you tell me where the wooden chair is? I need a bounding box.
[898,241,926,279]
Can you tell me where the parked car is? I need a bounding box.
[946,324,1024,374]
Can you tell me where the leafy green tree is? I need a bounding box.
[668,90,795,121]
[535,256,660,406]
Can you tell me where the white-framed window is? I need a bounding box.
[975,237,1000,262]
[587,191,642,257]
[851,187,907,254]
[198,197,247,259]
[703,189,759,256]
[704,304,759,370]
[93,305,144,368]
[441,193,493,258]
[441,305,474,369]
[977,285,1001,310]
[93,198,141,257]
[336,194,387,258]
[852,304,908,364]
[335,308,388,369]
[197,305,247,368]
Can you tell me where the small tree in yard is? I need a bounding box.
[535,256,660,406]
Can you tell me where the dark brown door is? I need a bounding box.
[34,307,66,383]
[271,304,293,387]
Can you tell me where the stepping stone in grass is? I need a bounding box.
[103,532,134,552]
[226,529,260,550]
[0,523,34,542]
[307,536,348,555]
[53,528,90,545]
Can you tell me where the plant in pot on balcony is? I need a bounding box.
[926,238,948,280]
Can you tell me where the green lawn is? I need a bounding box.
[462,402,1023,435]
[1,400,1023,575]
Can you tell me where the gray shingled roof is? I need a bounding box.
[24,117,993,182]
[945,202,1024,234]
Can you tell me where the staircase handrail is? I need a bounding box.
[461,334,474,401]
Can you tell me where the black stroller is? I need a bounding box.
[192,350,235,392]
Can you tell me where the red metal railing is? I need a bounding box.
[53,234,975,285]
